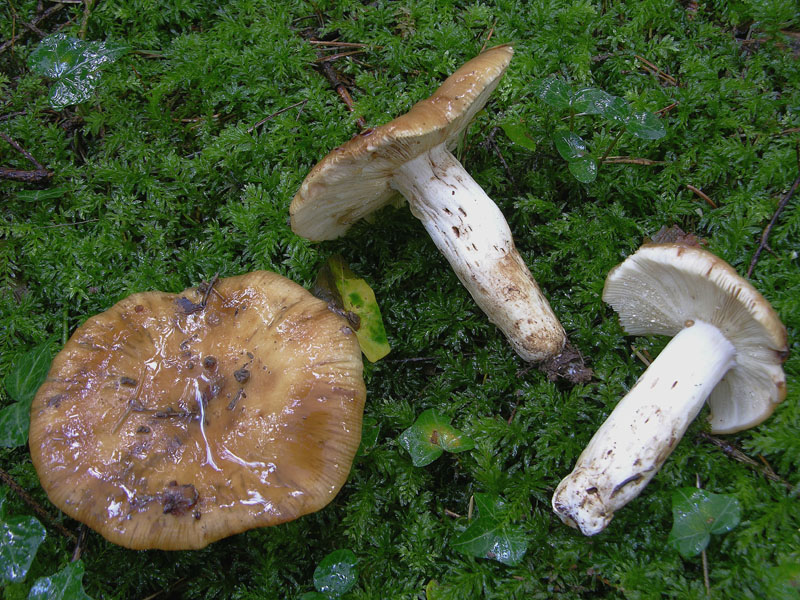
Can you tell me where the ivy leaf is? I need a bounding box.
[28,33,128,109]
[398,409,474,467]
[4,342,52,405]
[356,417,380,456]
[0,488,47,584]
[499,122,537,152]
[668,488,741,558]
[27,560,93,600]
[625,110,666,139]
[570,87,615,114]
[552,130,588,161]
[313,549,358,598]
[300,594,327,600]
[1,342,53,448]
[600,96,631,126]
[568,157,598,183]
[315,255,391,363]
[450,494,528,566]
[531,76,571,110]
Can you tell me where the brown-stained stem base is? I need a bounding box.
[0,466,77,542]
[519,341,592,384]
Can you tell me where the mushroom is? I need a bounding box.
[290,44,566,362]
[551,243,787,535]
[29,271,366,550]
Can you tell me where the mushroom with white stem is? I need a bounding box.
[290,44,566,363]
[552,242,788,536]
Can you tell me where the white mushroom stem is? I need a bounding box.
[552,319,736,535]
[390,143,566,362]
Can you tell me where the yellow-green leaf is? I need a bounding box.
[327,256,391,362]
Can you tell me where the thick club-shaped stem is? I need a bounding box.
[391,143,566,362]
[552,320,736,535]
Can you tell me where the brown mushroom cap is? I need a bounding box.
[290,44,514,241]
[29,271,366,550]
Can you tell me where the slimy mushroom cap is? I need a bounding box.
[29,271,366,550]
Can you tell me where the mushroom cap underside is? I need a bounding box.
[29,271,366,550]
[290,44,514,241]
[602,243,787,433]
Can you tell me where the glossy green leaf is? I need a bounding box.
[552,130,588,161]
[0,402,34,448]
[28,560,92,600]
[356,417,380,456]
[570,87,615,114]
[0,501,47,583]
[4,342,52,404]
[1,343,53,448]
[568,157,598,183]
[499,122,537,152]
[398,409,474,467]
[28,34,128,109]
[313,549,358,598]
[600,96,631,125]
[668,488,741,558]
[531,76,571,110]
[450,494,528,566]
[626,110,666,139]
[300,594,327,600]
[326,256,391,362]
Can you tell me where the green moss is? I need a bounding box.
[1,0,798,598]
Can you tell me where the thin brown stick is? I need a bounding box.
[71,525,87,562]
[698,432,790,489]
[312,49,365,63]
[655,101,679,115]
[0,467,77,542]
[696,474,711,596]
[317,60,368,130]
[0,131,47,170]
[0,3,64,55]
[602,156,666,166]
[634,54,678,86]
[79,0,96,39]
[686,184,718,209]
[247,100,308,133]
[479,19,497,53]
[747,172,800,277]
[0,131,52,182]
[309,40,372,48]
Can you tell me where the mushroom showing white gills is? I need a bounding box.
[290,44,566,362]
[552,243,787,536]
[29,271,366,550]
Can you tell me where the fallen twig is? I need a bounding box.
[634,54,678,86]
[698,431,790,489]
[0,467,77,542]
[686,184,717,208]
[312,49,365,63]
[316,59,368,130]
[747,170,800,278]
[479,19,497,53]
[0,131,53,183]
[247,100,308,133]
[602,156,666,166]
[0,3,64,55]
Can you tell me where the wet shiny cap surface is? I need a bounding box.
[29,271,365,550]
